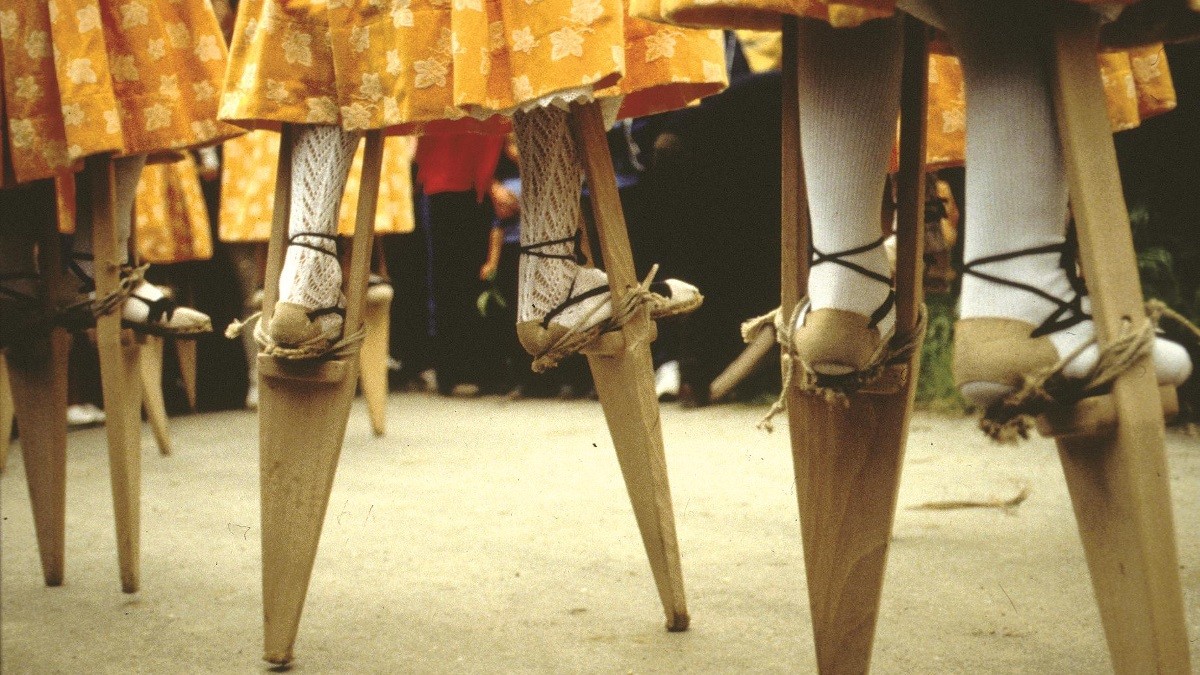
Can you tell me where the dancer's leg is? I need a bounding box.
[792,17,902,375]
[949,3,1191,406]
[71,155,210,332]
[266,124,362,348]
[512,106,700,364]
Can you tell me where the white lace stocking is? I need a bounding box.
[278,125,361,327]
[513,106,590,324]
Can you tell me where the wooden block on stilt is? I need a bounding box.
[139,335,173,456]
[570,102,689,631]
[7,329,70,587]
[259,355,359,664]
[1050,11,1192,672]
[359,284,392,437]
[86,155,144,594]
[174,338,198,411]
[1037,385,1177,440]
[1,353,12,473]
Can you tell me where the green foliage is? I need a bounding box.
[915,292,970,413]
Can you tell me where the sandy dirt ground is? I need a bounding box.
[2,393,1198,673]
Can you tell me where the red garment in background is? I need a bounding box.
[415,133,505,201]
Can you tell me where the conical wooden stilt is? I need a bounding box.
[0,353,12,473]
[1048,12,1191,672]
[85,155,144,593]
[139,335,172,456]
[7,329,70,587]
[568,102,689,631]
[359,258,392,436]
[780,17,928,673]
[175,337,198,411]
[259,126,383,665]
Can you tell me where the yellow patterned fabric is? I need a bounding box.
[218,130,417,241]
[0,0,242,188]
[638,0,1151,31]
[219,0,728,132]
[134,153,213,264]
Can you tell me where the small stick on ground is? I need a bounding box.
[908,486,1031,512]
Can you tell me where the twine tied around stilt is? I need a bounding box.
[89,263,150,318]
[743,300,927,433]
[979,299,1199,442]
[225,311,367,361]
[530,264,662,373]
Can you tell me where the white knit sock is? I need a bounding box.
[513,106,611,328]
[952,5,1190,384]
[796,17,901,338]
[278,124,361,333]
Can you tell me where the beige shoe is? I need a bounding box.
[517,267,703,366]
[952,317,1061,408]
[265,301,344,358]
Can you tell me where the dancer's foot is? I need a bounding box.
[516,265,702,360]
[66,255,211,336]
[953,243,1192,409]
[792,235,896,376]
[265,232,345,355]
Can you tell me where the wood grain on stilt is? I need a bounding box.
[1,353,12,473]
[781,17,927,673]
[569,102,689,631]
[85,155,144,594]
[139,335,172,456]
[259,128,383,665]
[1049,12,1192,673]
[8,329,70,586]
[175,338,198,411]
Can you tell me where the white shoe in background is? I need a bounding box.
[655,360,681,401]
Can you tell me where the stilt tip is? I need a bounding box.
[121,581,139,594]
[265,652,293,668]
[44,575,63,587]
[666,612,690,632]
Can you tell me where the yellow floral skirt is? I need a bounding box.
[134,154,213,264]
[0,0,243,188]
[219,0,728,132]
[219,130,417,242]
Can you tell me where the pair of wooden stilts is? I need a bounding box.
[257,101,686,664]
[780,11,1190,673]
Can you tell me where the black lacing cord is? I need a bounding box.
[286,232,346,321]
[810,235,895,330]
[961,241,1091,338]
[519,229,587,265]
[67,253,97,293]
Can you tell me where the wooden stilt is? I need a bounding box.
[259,126,383,665]
[9,330,70,586]
[359,245,392,437]
[86,154,144,593]
[708,325,776,404]
[1049,11,1192,672]
[175,337,198,412]
[780,16,928,673]
[0,353,12,473]
[568,101,689,631]
[139,334,172,456]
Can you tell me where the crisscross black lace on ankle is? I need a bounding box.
[519,229,587,265]
[810,235,895,329]
[961,241,1090,339]
[540,274,608,329]
[285,232,345,322]
[68,253,97,293]
[288,232,341,257]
